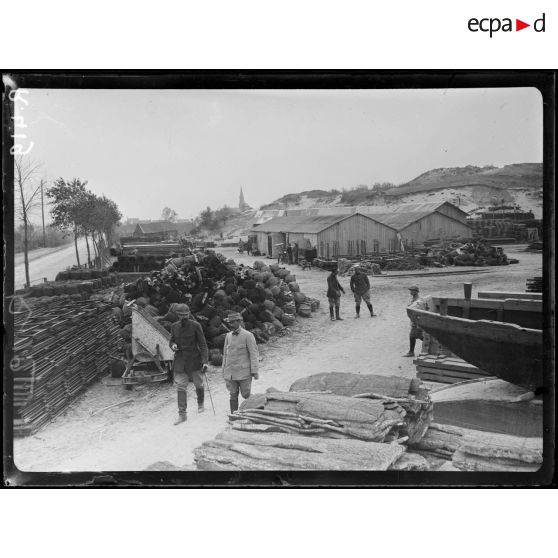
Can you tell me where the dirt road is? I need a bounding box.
[14,239,89,288]
[13,245,542,472]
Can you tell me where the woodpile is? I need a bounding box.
[12,298,120,436]
[289,372,433,444]
[16,273,120,298]
[525,276,542,293]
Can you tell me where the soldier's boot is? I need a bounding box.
[174,390,187,424]
[335,306,343,321]
[355,304,360,318]
[230,398,239,414]
[367,303,376,317]
[196,387,205,413]
[329,306,335,321]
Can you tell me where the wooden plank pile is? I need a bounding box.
[414,354,491,384]
[525,276,543,293]
[12,298,120,436]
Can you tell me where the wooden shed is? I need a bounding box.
[251,213,399,258]
[369,210,473,247]
[133,220,178,240]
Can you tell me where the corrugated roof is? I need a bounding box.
[252,212,395,233]
[365,211,434,230]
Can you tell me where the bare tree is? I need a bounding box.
[14,155,43,287]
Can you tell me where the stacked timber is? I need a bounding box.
[289,372,433,444]
[414,354,490,384]
[12,298,120,436]
[18,274,119,298]
[525,276,543,293]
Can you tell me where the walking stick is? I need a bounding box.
[203,369,216,415]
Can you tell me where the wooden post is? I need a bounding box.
[41,179,46,248]
[439,298,448,316]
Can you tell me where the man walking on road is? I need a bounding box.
[222,311,260,413]
[327,268,345,321]
[350,265,376,318]
[169,304,209,425]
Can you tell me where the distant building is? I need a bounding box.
[133,220,178,240]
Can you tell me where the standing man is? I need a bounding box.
[222,312,260,413]
[327,267,345,321]
[169,303,209,425]
[350,266,376,318]
[403,286,426,357]
[286,243,293,265]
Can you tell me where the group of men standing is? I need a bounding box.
[169,304,259,425]
[326,266,376,321]
[167,267,425,425]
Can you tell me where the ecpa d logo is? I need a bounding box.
[468,13,545,37]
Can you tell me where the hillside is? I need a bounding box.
[213,163,544,239]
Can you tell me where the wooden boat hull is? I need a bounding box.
[407,307,543,390]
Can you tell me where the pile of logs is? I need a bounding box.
[111,251,318,365]
[12,298,120,436]
[16,274,120,298]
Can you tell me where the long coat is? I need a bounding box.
[222,327,259,381]
[169,319,208,373]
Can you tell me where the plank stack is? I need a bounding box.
[11,298,120,436]
[525,276,543,293]
[414,354,491,384]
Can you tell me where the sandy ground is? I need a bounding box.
[12,245,542,472]
[14,239,89,288]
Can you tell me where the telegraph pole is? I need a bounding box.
[41,179,46,247]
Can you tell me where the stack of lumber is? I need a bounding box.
[525,276,543,293]
[452,432,543,472]
[12,299,120,436]
[289,372,433,444]
[194,430,407,471]
[235,391,407,442]
[414,354,492,384]
[17,275,119,298]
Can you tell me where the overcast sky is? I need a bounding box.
[17,87,542,222]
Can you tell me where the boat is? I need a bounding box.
[430,378,542,437]
[407,306,543,390]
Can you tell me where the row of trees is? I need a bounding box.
[190,205,238,235]
[15,155,122,287]
[47,178,122,270]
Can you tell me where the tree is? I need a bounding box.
[14,155,43,286]
[47,178,89,266]
[161,207,178,222]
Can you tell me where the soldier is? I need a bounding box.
[327,268,345,321]
[222,312,260,413]
[403,286,426,357]
[349,265,376,318]
[169,304,208,425]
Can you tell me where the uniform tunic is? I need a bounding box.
[169,319,208,376]
[222,327,259,381]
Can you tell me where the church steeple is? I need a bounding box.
[239,187,250,211]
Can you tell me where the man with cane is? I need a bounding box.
[222,312,260,413]
[169,304,209,425]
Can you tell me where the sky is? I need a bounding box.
[15,87,542,223]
